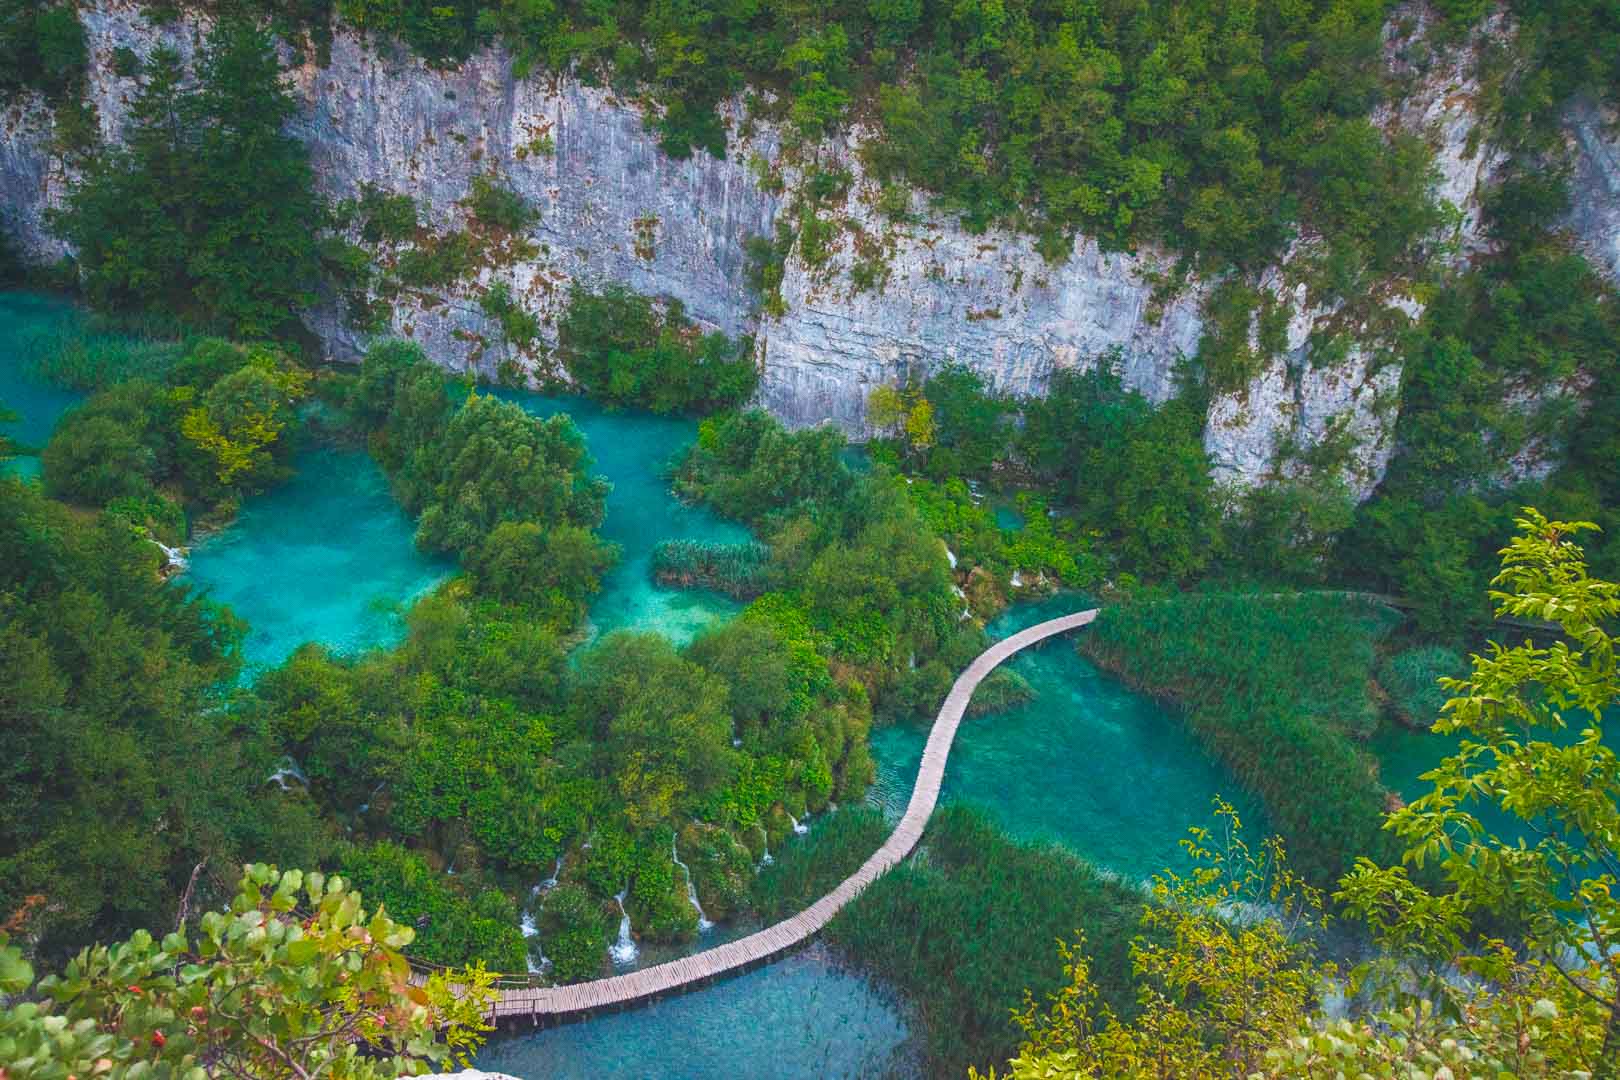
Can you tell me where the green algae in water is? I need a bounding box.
[476,944,914,1080]
[0,292,86,450]
[181,445,453,672]
[868,595,1265,886]
[494,391,748,644]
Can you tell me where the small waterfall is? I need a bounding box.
[672,836,713,931]
[789,813,809,836]
[520,905,551,974]
[148,537,189,573]
[541,852,564,890]
[265,756,308,790]
[609,890,639,965]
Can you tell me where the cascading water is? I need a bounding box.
[148,537,189,573]
[788,813,809,836]
[542,852,564,890]
[609,890,639,965]
[672,836,713,931]
[265,756,308,790]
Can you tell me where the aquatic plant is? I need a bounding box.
[650,538,772,598]
[1377,645,1466,730]
[826,805,1147,1075]
[1081,592,1397,887]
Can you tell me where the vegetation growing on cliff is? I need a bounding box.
[331,0,1445,289]
[557,284,758,415]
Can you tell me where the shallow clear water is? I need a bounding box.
[868,595,1265,886]
[181,445,455,673]
[494,392,747,643]
[477,943,916,1080]
[0,291,85,451]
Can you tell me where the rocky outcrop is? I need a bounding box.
[287,31,779,372]
[1566,96,1620,286]
[1,1,1615,497]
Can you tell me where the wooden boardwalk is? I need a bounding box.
[482,608,1099,1023]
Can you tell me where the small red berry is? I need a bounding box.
[150,1031,166,1049]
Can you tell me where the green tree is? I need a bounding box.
[401,389,609,562]
[0,477,330,958]
[570,632,736,829]
[972,802,1331,1080]
[466,519,618,613]
[52,23,325,336]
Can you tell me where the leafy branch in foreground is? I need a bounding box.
[0,864,496,1080]
[1337,507,1620,1074]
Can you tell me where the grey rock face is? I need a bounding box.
[286,31,779,375]
[1566,97,1620,286]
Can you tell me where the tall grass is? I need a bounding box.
[826,806,1147,1076]
[1081,592,1400,887]
[26,322,185,390]
[751,806,890,920]
[1379,645,1466,730]
[651,538,772,598]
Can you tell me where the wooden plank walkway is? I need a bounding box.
[478,608,1099,1022]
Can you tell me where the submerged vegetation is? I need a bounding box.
[650,538,772,599]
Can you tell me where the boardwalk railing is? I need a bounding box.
[471,608,1099,1023]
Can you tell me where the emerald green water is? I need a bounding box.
[867,595,1265,886]
[180,445,455,672]
[494,391,747,643]
[0,292,85,473]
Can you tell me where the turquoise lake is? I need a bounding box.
[180,444,455,672]
[478,944,916,1080]
[868,594,1265,887]
[493,391,747,645]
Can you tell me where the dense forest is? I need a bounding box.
[1,0,1619,1076]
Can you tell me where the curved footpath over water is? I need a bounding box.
[480,608,1099,1023]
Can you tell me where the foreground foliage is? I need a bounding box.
[0,863,496,1080]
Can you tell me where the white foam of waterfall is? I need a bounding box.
[672,836,713,931]
[789,813,809,836]
[265,756,308,790]
[541,852,564,890]
[148,537,189,573]
[610,890,639,965]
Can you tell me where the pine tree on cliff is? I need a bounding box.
[52,20,324,338]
